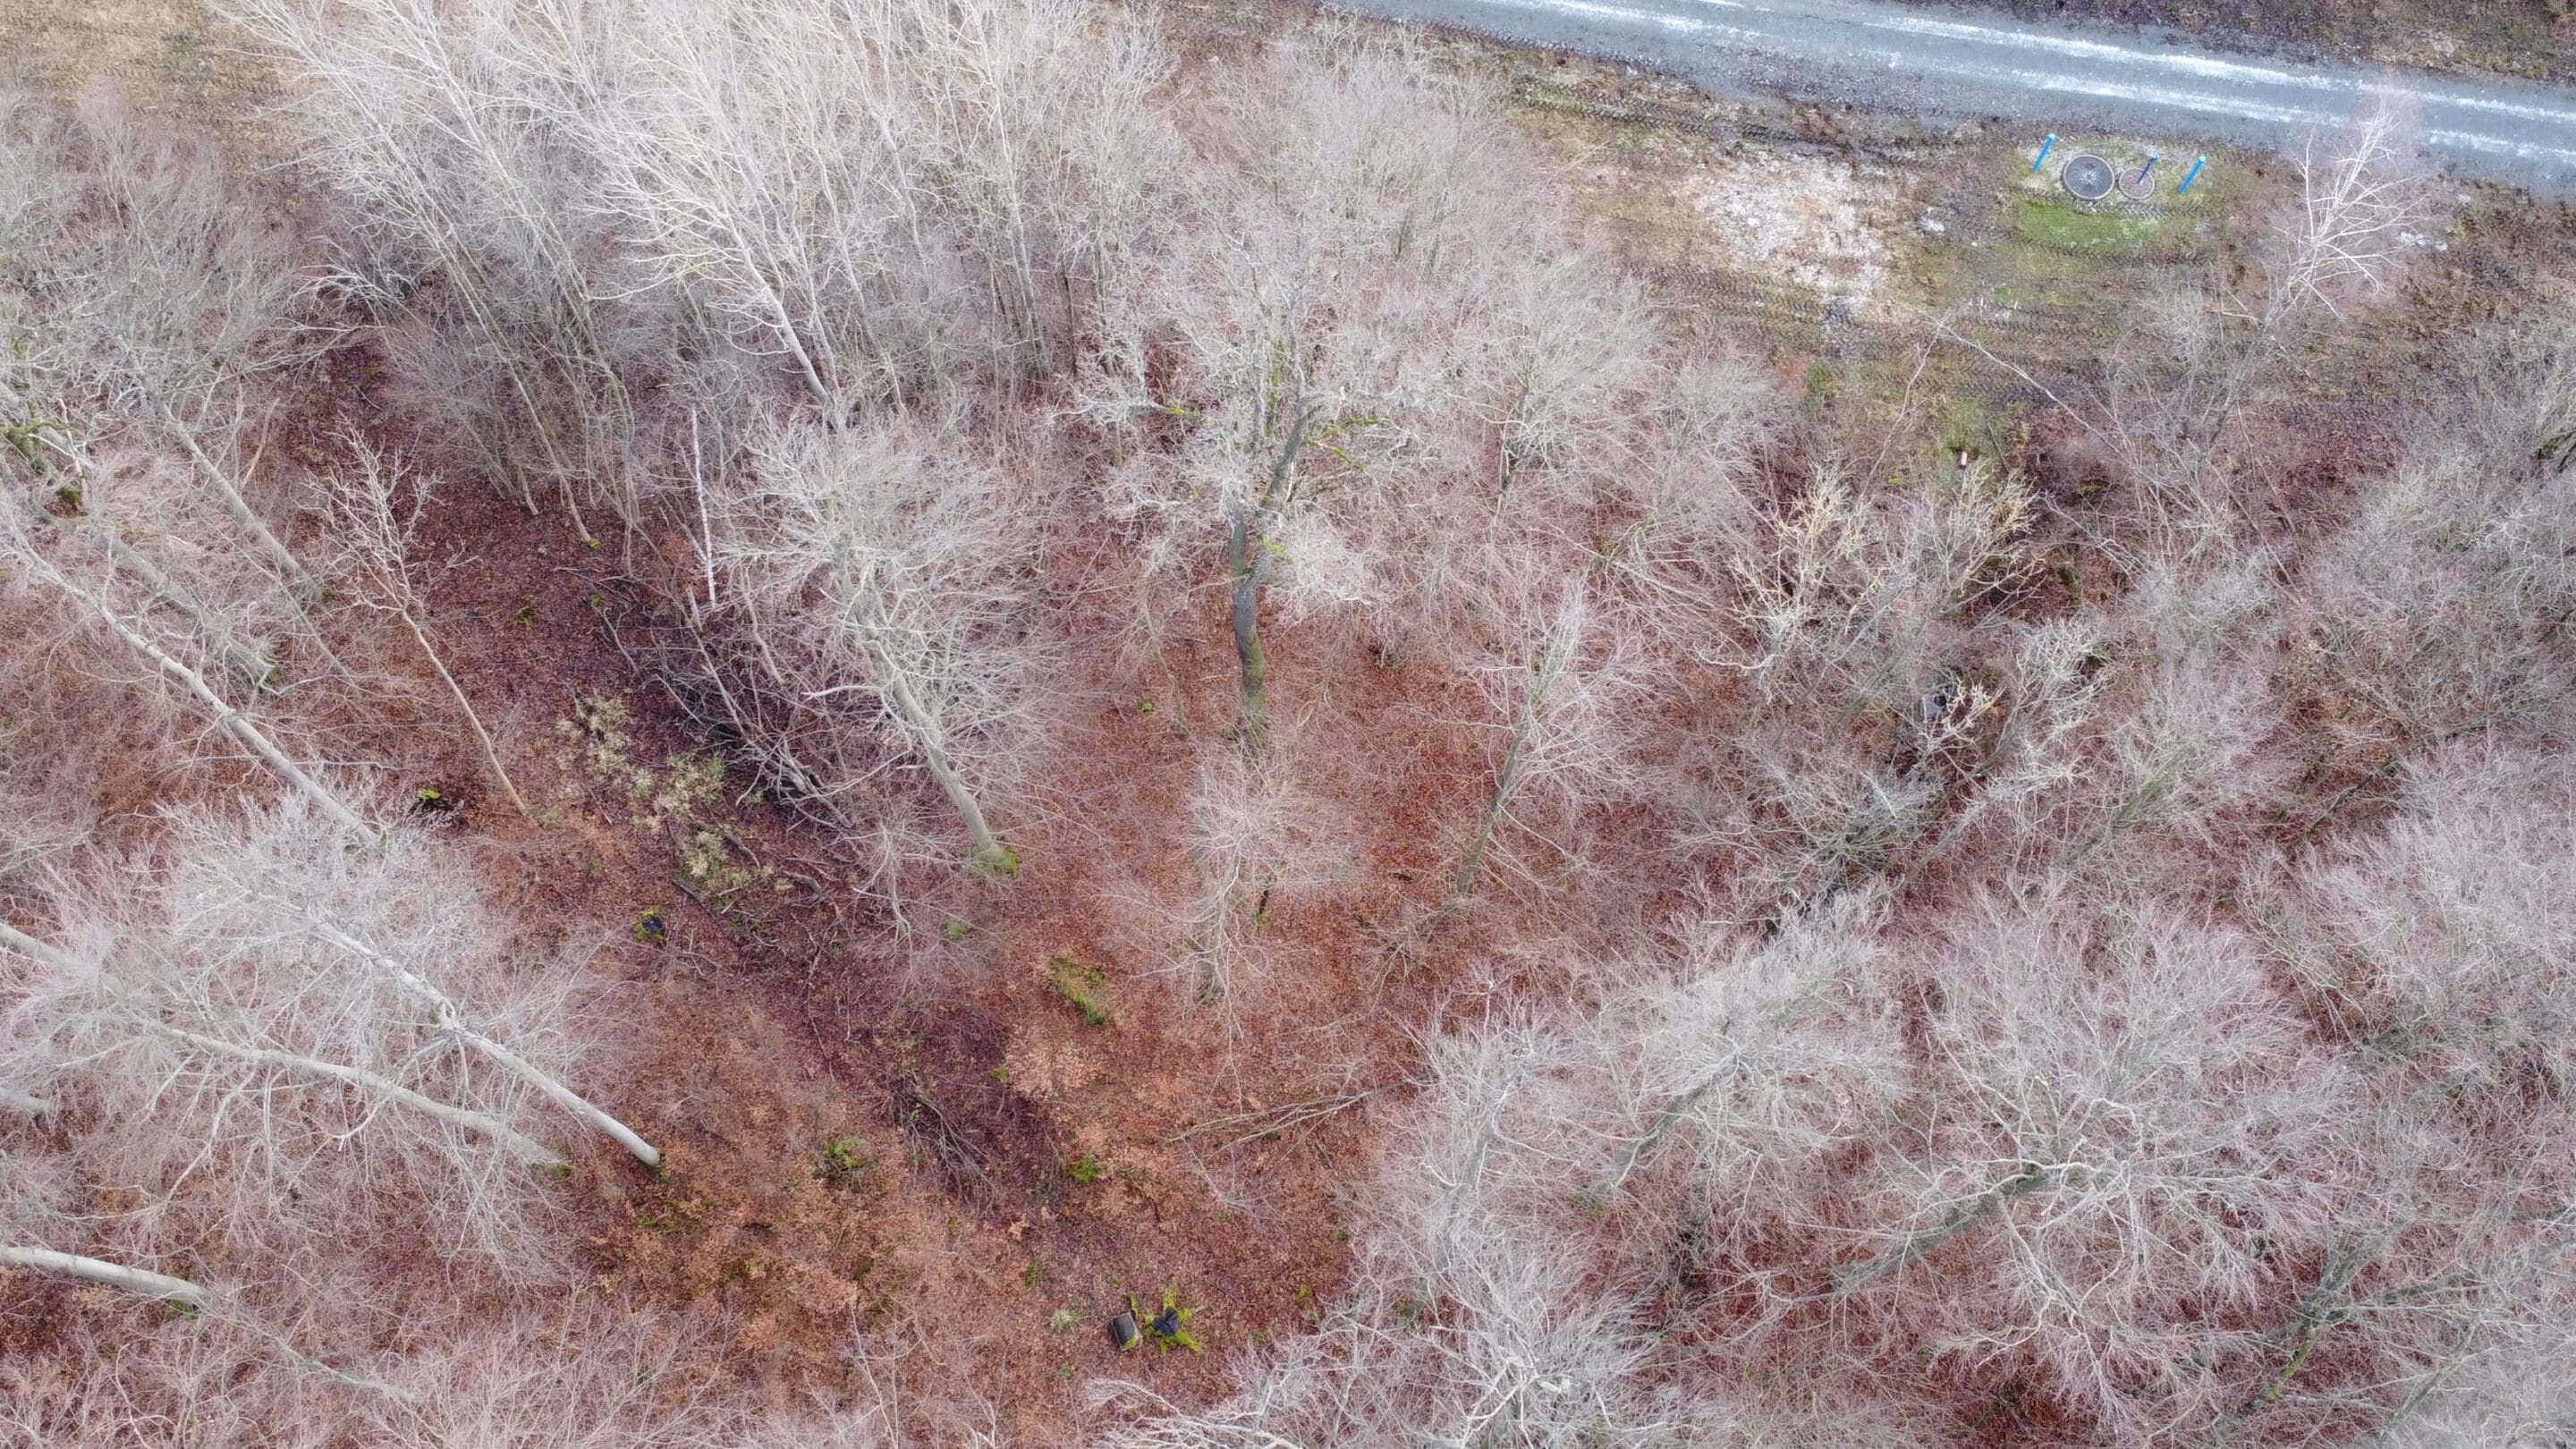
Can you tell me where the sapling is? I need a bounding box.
[2127,89,2436,534]
[1437,576,1646,924]
[326,435,532,818]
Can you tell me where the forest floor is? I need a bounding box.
[6,0,2576,1440]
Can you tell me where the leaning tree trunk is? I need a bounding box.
[0,918,564,1168]
[1447,698,1540,913]
[873,637,1012,875]
[87,598,375,841]
[161,404,322,607]
[303,920,661,1169]
[1438,601,1580,923]
[848,587,1014,877]
[137,1013,564,1167]
[86,524,278,692]
[394,604,531,818]
[0,1088,56,1117]
[1827,1161,2054,1291]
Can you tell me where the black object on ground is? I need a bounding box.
[1107,1311,1143,1352]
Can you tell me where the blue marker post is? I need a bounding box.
[2134,154,2159,189]
[2178,155,2207,196]
[2033,133,2057,172]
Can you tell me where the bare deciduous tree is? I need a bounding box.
[166,797,662,1169]
[1829,901,2351,1440]
[1086,43,1597,750]
[30,8,2575,1446]
[220,0,637,541]
[2280,744,2576,1099]
[699,416,1046,874]
[1437,575,1645,922]
[0,885,571,1284]
[2105,89,2436,540]
[588,0,1172,414]
[0,93,325,606]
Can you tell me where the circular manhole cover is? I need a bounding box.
[2061,153,2115,202]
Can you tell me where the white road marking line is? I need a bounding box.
[1484,0,1782,42]
[2418,91,2576,126]
[1483,0,2333,123]
[1857,13,2576,125]
[2426,128,2576,164]
[1476,0,1722,35]
[1428,0,2576,165]
[1947,62,2336,126]
[1860,13,2343,90]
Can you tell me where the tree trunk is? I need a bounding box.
[88,526,278,693]
[1599,1072,1722,1197]
[1227,390,1316,758]
[86,598,376,842]
[0,917,563,1168]
[304,921,661,1170]
[397,607,530,818]
[1443,614,1576,918]
[140,1015,564,1167]
[860,617,1013,877]
[1226,503,1268,756]
[0,1089,55,1117]
[1449,713,1534,909]
[0,919,76,972]
[161,405,321,607]
[1829,1161,2053,1291]
[0,1246,204,1306]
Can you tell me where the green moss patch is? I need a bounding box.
[2013,198,2165,253]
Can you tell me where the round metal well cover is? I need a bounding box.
[2061,153,2115,202]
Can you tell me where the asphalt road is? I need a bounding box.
[1329,0,2576,190]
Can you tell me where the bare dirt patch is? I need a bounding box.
[1684,147,1902,311]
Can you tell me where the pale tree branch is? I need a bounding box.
[0,1245,206,1306]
